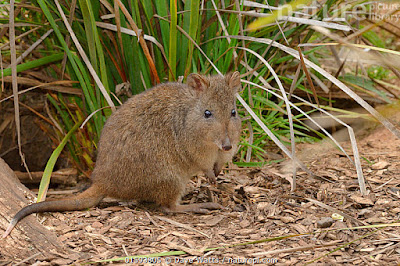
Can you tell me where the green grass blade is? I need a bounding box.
[184,0,200,77]
[78,0,110,111]
[178,0,190,75]
[155,0,170,59]
[1,53,64,77]
[36,117,84,202]
[169,0,177,80]
[78,0,98,71]
[247,0,313,30]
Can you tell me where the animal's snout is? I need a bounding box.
[221,136,232,151]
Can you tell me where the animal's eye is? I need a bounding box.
[231,109,236,117]
[204,110,212,118]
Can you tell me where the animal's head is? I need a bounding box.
[184,72,242,152]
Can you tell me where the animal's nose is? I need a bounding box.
[222,143,232,151]
[221,133,232,151]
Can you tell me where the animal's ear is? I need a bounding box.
[187,73,210,92]
[225,71,241,91]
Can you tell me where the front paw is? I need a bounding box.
[213,163,222,177]
[207,174,217,185]
[205,169,217,185]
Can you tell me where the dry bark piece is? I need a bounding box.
[371,161,389,170]
[350,193,375,206]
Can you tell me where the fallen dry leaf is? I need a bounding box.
[350,194,374,205]
[371,161,389,170]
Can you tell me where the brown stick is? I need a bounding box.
[14,168,78,185]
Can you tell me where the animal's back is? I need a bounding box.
[91,82,192,201]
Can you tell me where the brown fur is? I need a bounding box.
[3,72,241,238]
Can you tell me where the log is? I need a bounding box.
[15,168,78,185]
[0,158,68,262]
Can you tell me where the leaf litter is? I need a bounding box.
[4,115,400,265]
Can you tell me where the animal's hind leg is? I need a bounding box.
[156,177,222,214]
[157,187,221,214]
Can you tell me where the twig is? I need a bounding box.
[375,178,395,191]
[122,244,129,257]
[252,240,343,256]
[145,211,163,228]
[14,252,41,266]
[305,197,367,226]
[61,0,76,79]
[9,0,31,178]
[370,241,400,257]
[15,29,53,65]
[167,243,203,256]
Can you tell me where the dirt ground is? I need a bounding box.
[2,116,400,265]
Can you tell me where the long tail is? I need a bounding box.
[2,185,104,238]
